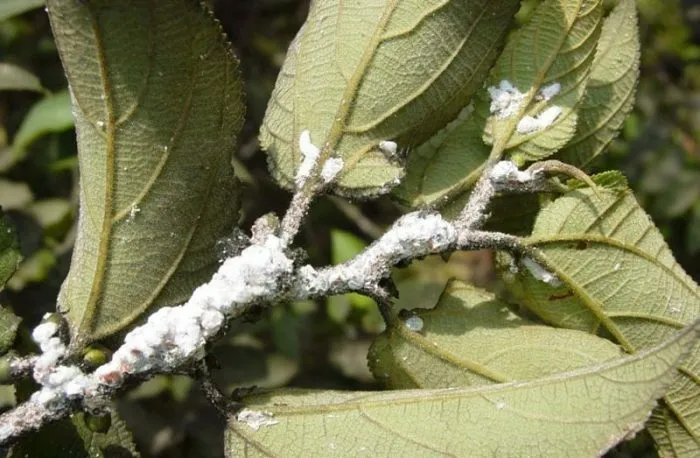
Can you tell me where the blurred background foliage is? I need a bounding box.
[0,0,697,456]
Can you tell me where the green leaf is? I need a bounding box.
[500,186,700,455]
[395,0,614,211]
[262,0,519,197]
[0,0,44,22]
[6,248,56,291]
[481,0,603,162]
[369,280,624,388]
[393,105,489,208]
[48,0,244,345]
[27,198,73,237]
[556,0,640,167]
[0,63,43,93]
[0,212,21,354]
[11,91,74,159]
[0,179,34,211]
[225,322,698,458]
[9,409,139,458]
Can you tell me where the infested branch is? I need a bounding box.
[0,160,545,447]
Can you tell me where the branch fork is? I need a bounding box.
[0,158,549,446]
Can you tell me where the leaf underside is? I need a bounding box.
[262,0,519,197]
[369,280,624,389]
[225,322,698,457]
[500,187,700,454]
[48,0,244,346]
[483,0,602,162]
[556,0,640,167]
[395,0,611,215]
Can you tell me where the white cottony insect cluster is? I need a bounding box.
[490,161,536,184]
[522,257,563,287]
[95,235,294,385]
[295,130,345,185]
[30,318,98,406]
[320,157,344,183]
[487,80,563,134]
[22,235,296,410]
[295,130,320,188]
[517,106,563,134]
[488,80,526,119]
[297,212,457,296]
[236,409,279,431]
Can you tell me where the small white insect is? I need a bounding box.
[378,140,398,156]
[516,106,563,134]
[404,315,424,332]
[487,80,526,119]
[321,157,344,183]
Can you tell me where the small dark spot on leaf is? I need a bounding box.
[549,291,574,301]
[575,241,588,250]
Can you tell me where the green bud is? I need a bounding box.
[83,346,111,369]
[84,412,111,433]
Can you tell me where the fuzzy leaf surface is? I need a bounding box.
[556,0,640,167]
[501,187,700,454]
[395,0,607,210]
[225,322,698,457]
[369,280,624,388]
[48,0,244,345]
[262,0,519,197]
[481,0,603,162]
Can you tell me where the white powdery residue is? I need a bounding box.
[487,80,526,119]
[539,82,561,101]
[236,409,279,431]
[522,257,562,287]
[97,236,293,385]
[378,140,398,156]
[295,130,320,188]
[128,204,140,221]
[320,157,344,183]
[296,264,328,297]
[31,321,58,345]
[516,106,563,134]
[490,161,533,184]
[380,213,456,258]
[30,319,99,406]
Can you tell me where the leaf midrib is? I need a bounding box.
[392,325,509,383]
[302,0,399,170]
[77,4,118,340]
[525,235,700,298]
[233,324,692,416]
[491,0,593,159]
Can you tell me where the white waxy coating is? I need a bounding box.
[295,130,321,188]
[321,157,344,183]
[516,106,563,134]
[488,80,526,119]
[522,257,562,287]
[404,316,424,332]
